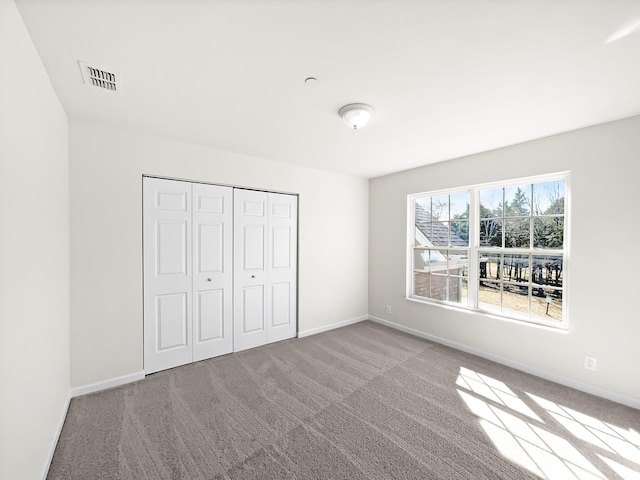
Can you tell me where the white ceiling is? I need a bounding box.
[15,0,640,178]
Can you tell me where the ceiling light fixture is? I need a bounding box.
[339,103,374,129]
[605,18,640,43]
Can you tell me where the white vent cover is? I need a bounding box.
[78,61,122,92]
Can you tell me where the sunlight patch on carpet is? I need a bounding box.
[456,368,621,480]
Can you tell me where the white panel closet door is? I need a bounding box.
[233,189,269,352]
[192,183,233,361]
[143,177,193,374]
[145,180,296,372]
[267,193,297,343]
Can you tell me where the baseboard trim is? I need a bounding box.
[40,392,71,480]
[368,315,640,410]
[71,371,145,398]
[298,315,368,338]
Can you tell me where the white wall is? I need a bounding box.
[369,115,640,404]
[0,1,70,478]
[69,119,369,388]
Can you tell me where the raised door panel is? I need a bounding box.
[243,225,265,271]
[197,223,223,274]
[270,282,291,327]
[271,226,291,269]
[156,191,188,211]
[157,221,188,275]
[196,289,224,342]
[192,183,233,361]
[156,292,188,350]
[233,189,268,352]
[241,285,265,333]
[143,177,193,374]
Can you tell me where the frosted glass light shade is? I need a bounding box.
[339,103,374,129]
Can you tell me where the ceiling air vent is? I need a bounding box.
[78,61,122,92]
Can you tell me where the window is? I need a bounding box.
[410,173,568,328]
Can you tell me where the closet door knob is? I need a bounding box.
[251,275,256,278]
[206,278,212,282]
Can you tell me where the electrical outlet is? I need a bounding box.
[385,305,391,314]
[584,355,597,371]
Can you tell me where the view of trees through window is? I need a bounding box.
[412,176,567,326]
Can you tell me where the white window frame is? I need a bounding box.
[407,172,570,330]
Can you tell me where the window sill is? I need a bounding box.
[406,296,569,332]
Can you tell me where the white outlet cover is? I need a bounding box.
[584,355,597,371]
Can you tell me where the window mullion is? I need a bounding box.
[408,197,416,298]
[467,187,479,308]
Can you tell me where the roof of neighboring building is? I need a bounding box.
[415,203,468,247]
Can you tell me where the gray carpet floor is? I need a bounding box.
[48,321,640,479]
